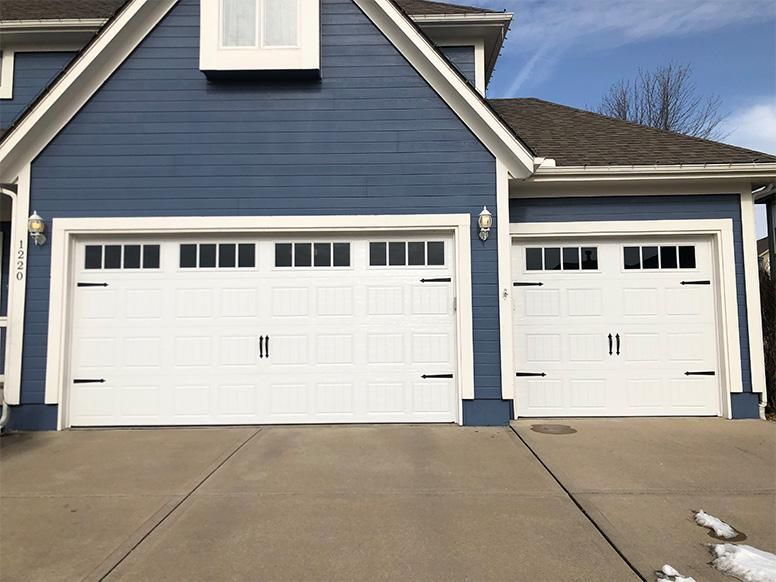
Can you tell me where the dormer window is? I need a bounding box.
[200,0,320,78]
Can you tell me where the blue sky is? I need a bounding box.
[468,0,776,237]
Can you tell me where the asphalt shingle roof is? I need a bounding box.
[394,0,499,14]
[0,0,127,21]
[489,98,776,167]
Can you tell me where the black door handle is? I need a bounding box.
[259,336,264,359]
[616,334,621,355]
[265,335,270,358]
[608,334,613,356]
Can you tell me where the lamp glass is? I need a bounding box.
[478,208,492,229]
[28,212,45,234]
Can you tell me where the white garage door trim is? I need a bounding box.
[44,214,473,429]
[509,219,742,420]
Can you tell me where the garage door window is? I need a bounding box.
[369,241,444,267]
[274,242,351,268]
[85,244,160,270]
[180,243,256,269]
[624,245,696,270]
[525,247,598,271]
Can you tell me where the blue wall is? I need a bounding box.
[510,194,756,413]
[440,46,476,87]
[14,0,506,429]
[0,52,76,128]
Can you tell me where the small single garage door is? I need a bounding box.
[512,236,721,417]
[69,234,458,426]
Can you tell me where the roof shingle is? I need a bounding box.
[0,0,126,21]
[489,97,776,167]
[394,0,498,15]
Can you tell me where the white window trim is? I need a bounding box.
[44,214,474,429]
[0,50,14,99]
[507,219,744,420]
[434,39,485,95]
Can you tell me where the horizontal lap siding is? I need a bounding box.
[20,0,502,426]
[510,194,753,393]
[439,46,476,87]
[0,52,75,127]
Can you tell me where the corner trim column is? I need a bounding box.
[496,160,514,401]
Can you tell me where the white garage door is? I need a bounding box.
[512,236,721,417]
[68,234,458,426]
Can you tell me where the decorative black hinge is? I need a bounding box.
[684,371,716,376]
[515,372,547,377]
[77,282,109,288]
[73,378,106,384]
[421,373,454,379]
[513,282,544,287]
[420,278,452,283]
[681,280,711,286]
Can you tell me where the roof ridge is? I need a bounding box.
[490,97,774,162]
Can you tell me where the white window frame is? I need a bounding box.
[0,51,15,99]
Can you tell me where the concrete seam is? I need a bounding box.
[507,425,647,582]
[87,428,263,582]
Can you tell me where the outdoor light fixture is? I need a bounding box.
[478,206,493,241]
[28,211,46,246]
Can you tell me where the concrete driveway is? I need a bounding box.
[0,425,638,582]
[514,418,776,581]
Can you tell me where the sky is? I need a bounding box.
[468,0,776,237]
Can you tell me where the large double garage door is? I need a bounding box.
[512,236,722,417]
[69,234,458,426]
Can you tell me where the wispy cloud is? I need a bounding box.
[465,0,776,94]
[721,99,776,155]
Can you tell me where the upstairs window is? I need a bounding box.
[200,0,320,77]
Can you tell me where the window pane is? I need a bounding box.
[642,246,659,269]
[679,246,696,269]
[200,244,217,268]
[238,243,255,268]
[180,244,197,268]
[581,247,598,270]
[263,0,298,47]
[660,246,678,269]
[219,244,236,268]
[314,243,331,267]
[427,242,445,266]
[143,245,160,269]
[222,0,256,47]
[407,242,425,266]
[275,243,292,267]
[562,247,580,270]
[295,243,312,267]
[85,245,102,270]
[124,245,141,269]
[389,242,406,266]
[104,245,122,269]
[526,248,542,271]
[624,246,640,270]
[369,242,386,266]
[333,243,350,267]
[544,248,561,271]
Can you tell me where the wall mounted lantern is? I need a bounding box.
[28,211,46,246]
[478,206,493,241]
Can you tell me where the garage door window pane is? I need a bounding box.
[123,245,141,269]
[199,244,217,268]
[314,243,331,267]
[544,248,561,271]
[581,247,598,270]
[218,244,236,268]
[295,243,312,267]
[624,247,640,270]
[408,242,425,266]
[180,244,197,268]
[104,245,122,269]
[275,243,292,267]
[85,246,102,269]
[525,248,542,271]
[679,246,696,269]
[333,243,350,267]
[370,242,387,266]
[143,245,160,269]
[660,246,678,269]
[562,247,580,270]
[238,244,255,268]
[427,242,445,266]
[642,246,659,269]
[389,242,406,266]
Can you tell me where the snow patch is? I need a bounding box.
[656,564,697,581]
[710,544,776,582]
[695,510,739,539]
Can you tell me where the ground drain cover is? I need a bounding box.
[530,424,577,435]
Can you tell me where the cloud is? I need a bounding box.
[721,100,776,155]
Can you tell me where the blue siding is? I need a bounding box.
[510,195,754,407]
[15,0,507,429]
[440,46,476,87]
[0,52,76,128]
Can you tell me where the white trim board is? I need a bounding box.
[44,214,475,429]
[509,219,747,420]
[0,51,14,99]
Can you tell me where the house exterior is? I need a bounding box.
[0,0,774,430]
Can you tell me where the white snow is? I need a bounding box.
[657,564,697,581]
[695,510,739,539]
[710,544,776,582]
